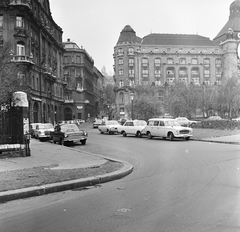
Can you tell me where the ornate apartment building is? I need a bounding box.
[0,0,104,123]
[113,0,240,119]
[62,39,104,121]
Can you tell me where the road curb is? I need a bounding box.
[0,161,133,203]
[191,138,240,145]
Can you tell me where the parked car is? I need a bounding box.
[35,123,54,141]
[232,117,240,121]
[51,123,88,145]
[142,118,193,141]
[118,120,147,137]
[30,123,42,138]
[206,116,222,120]
[93,119,103,128]
[98,120,121,134]
[175,117,198,127]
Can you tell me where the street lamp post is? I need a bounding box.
[130,92,134,120]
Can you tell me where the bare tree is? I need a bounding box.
[0,43,29,107]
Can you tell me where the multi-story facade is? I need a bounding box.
[62,39,104,121]
[0,0,105,124]
[113,0,240,119]
[0,0,65,124]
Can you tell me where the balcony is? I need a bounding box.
[9,0,32,9]
[14,27,28,38]
[43,65,57,83]
[11,54,34,65]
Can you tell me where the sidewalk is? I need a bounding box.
[0,139,133,203]
[0,133,239,203]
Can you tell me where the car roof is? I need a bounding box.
[148,118,175,121]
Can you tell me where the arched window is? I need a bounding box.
[119,92,124,104]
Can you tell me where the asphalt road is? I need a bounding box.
[1,128,240,232]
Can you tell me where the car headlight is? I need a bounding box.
[176,130,180,135]
[64,133,68,138]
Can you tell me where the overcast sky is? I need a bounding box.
[50,0,233,75]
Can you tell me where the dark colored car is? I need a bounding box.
[51,123,88,145]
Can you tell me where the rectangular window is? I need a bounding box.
[118,48,123,56]
[119,69,123,76]
[154,58,161,66]
[0,15,3,27]
[204,69,210,78]
[179,58,186,64]
[16,16,24,28]
[17,44,25,55]
[128,58,134,66]
[142,58,148,67]
[119,80,124,87]
[76,56,81,63]
[129,69,134,77]
[191,58,198,64]
[142,69,149,78]
[154,69,161,77]
[118,58,123,65]
[128,47,134,55]
[167,58,173,64]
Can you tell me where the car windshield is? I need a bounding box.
[165,120,181,126]
[135,121,147,126]
[39,124,53,129]
[106,121,119,125]
[61,124,79,132]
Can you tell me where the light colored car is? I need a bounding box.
[35,123,54,141]
[232,117,240,121]
[98,120,121,134]
[30,123,42,138]
[175,117,198,127]
[142,118,193,141]
[93,119,103,128]
[51,123,88,145]
[118,120,147,137]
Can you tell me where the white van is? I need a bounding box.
[142,118,193,141]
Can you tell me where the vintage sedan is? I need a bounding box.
[93,119,103,128]
[51,123,88,145]
[118,120,147,137]
[98,120,121,134]
[175,117,198,127]
[35,123,54,141]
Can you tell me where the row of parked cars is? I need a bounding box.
[97,118,193,141]
[30,121,88,145]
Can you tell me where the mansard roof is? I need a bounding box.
[116,25,142,45]
[214,0,240,42]
[141,34,217,47]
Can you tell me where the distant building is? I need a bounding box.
[113,0,240,119]
[62,39,104,121]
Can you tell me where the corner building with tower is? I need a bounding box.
[113,0,240,119]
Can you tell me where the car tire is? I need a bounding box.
[53,140,56,144]
[123,131,127,137]
[99,130,103,134]
[81,140,86,145]
[108,130,112,135]
[59,138,64,145]
[136,131,142,138]
[185,137,190,141]
[147,132,152,139]
[168,132,174,141]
